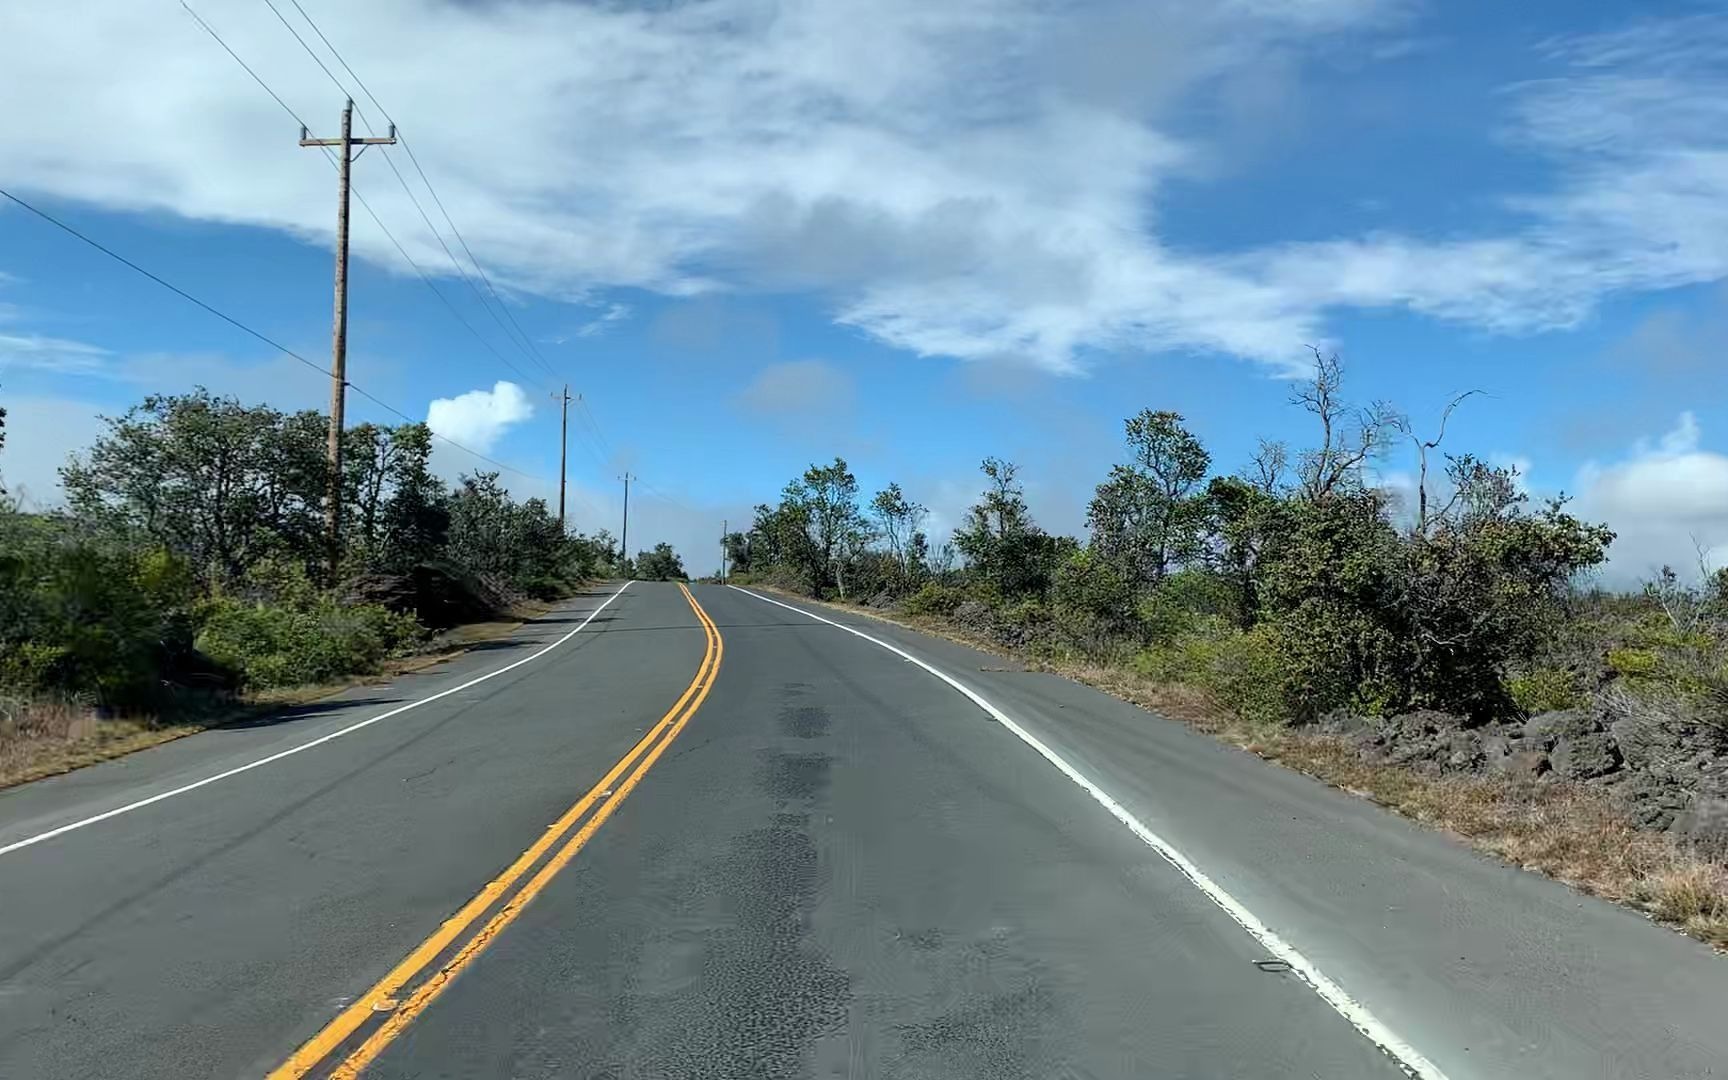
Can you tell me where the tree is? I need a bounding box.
[1204,475,1280,628]
[444,472,516,579]
[722,530,751,574]
[1292,349,1400,503]
[634,542,686,581]
[870,482,927,591]
[61,389,329,582]
[954,458,1059,598]
[1087,410,1211,591]
[376,424,447,572]
[343,422,444,570]
[777,458,869,594]
[1397,456,1614,718]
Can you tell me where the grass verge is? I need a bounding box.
[0,599,562,793]
[768,587,1728,950]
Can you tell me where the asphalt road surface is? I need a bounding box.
[2,581,1726,1079]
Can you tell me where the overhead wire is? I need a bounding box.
[181,0,555,398]
[174,2,657,522]
[283,0,563,384]
[258,0,688,526]
[0,186,544,482]
[266,0,564,389]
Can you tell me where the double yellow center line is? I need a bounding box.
[269,583,722,1079]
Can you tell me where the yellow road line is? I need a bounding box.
[269,583,722,1080]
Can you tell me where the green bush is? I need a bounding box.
[1608,647,1661,680]
[195,596,424,689]
[901,582,966,617]
[1132,622,1295,728]
[1507,667,1584,714]
[0,516,197,707]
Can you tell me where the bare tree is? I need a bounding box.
[1248,438,1288,494]
[1397,389,1483,536]
[1292,347,1401,502]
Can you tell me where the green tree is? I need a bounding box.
[634,542,686,581]
[61,389,328,583]
[870,482,927,591]
[1203,475,1280,629]
[1087,410,1211,592]
[344,422,444,571]
[779,458,869,594]
[954,458,1059,598]
[1396,456,1614,718]
[722,530,751,574]
[375,424,447,572]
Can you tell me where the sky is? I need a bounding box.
[2,0,1726,581]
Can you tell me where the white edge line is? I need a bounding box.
[0,581,635,859]
[727,584,1448,1080]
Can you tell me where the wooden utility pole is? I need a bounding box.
[555,385,571,533]
[720,519,728,582]
[300,100,395,574]
[619,473,635,573]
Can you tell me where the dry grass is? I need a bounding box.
[0,696,203,789]
[777,588,1728,950]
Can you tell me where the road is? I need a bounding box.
[1,580,1724,1079]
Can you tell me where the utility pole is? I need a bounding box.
[720,519,728,582]
[554,385,570,533]
[301,100,395,575]
[619,473,634,574]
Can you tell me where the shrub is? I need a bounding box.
[1608,647,1661,680]
[1507,667,1584,715]
[994,598,1056,650]
[195,596,423,689]
[0,516,197,707]
[1132,622,1295,728]
[900,581,966,618]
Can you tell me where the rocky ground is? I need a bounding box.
[1327,694,1728,848]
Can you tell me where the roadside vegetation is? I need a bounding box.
[728,353,1728,947]
[0,388,622,787]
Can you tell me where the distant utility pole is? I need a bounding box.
[720,519,728,582]
[300,99,395,574]
[619,473,635,572]
[554,385,571,533]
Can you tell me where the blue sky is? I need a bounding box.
[3,0,1727,579]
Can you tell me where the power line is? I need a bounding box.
[259,0,368,128]
[0,185,544,482]
[1,187,331,383]
[286,0,559,380]
[172,2,641,516]
[180,1,308,128]
[265,0,563,388]
[179,1,552,395]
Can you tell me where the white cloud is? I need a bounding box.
[0,0,1396,373]
[0,332,110,375]
[574,303,631,339]
[1256,17,1728,342]
[4,2,1728,375]
[425,381,532,455]
[1574,412,1728,582]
